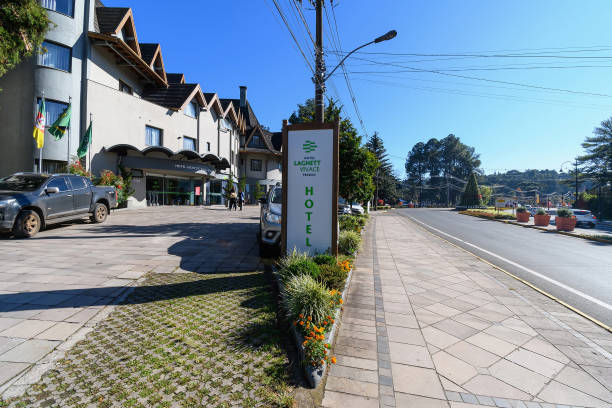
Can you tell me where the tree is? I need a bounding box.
[366,132,399,205]
[238,175,247,193]
[253,181,264,200]
[222,171,235,202]
[460,171,483,207]
[578,116,612,187]
[480,185,492,206]
[289,98,378,206]
[0,0,51,79]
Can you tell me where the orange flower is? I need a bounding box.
[322,321,327,326]
[339,299,343,304]
[327,315,332,320]
[324,344,330,349]
[299,314,304,318]
[331,356,337,364]
[320,360,325,365]
[309,331,315,337]
[299,321,304,326]
[303,341,308,346]
[307,316,312,321]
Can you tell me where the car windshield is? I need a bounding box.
[0,175,48,191]
[270,187,282,204]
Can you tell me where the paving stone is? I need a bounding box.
[0,337,25,355]
[326,375,379,398]
[466,332,516,357]
[445,340,501,368]
[537,380,610,408]
[505,348,564,378]
[336,355,378,371]
[463,375,530,400]
[422,326,461,349]
[0,362,30,385]
[488,359,549,396]
[384,312,419,328]
[433,351,479,385]
[386,326,425,346]
[388,341,433,368]
[0,339,59,363]
[434,318,479,339]
[0,320,56,339]
[34,322,82,341]
[330,364,379,384]
[391,363,445,399]
[550,366,612,403]
[395,392,449,407]
[322,390,379,408]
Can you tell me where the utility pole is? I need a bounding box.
[314,0,324,123]
[574,159,579,207]
[446,174,450,207]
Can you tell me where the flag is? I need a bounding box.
[33,98,46,149]
[77,120,92,158]
[48,104,72,140]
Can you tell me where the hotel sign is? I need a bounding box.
[282,121,339,255]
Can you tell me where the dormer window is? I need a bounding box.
[185,101,198,118]
[248,134,266,148]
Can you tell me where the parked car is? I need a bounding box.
[572,210,597,228]
[546,209,557,224]
[0,173,118,238]
[348,202,365,215]
[258,184,282,257]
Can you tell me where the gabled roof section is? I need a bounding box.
[141,83,205,111]
[139,43,167,83]
[203,93,223,115]
[95,7,141,56]
[167,73,185,84]
[242,126,281,155]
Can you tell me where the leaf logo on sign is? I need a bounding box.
[303,140,317,153]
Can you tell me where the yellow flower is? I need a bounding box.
[331,356,337,364]
[339,299,343,304]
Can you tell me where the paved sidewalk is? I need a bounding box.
[322,212,612,408]
[0,205,262,398]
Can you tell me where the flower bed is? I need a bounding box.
[459,209,516,220]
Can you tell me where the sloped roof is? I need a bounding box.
[167,73,185,84]
[142,83,202,110]
[203,93,217,105]
[139,43,158,65]
[95,7,130,33]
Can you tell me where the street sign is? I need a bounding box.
[495,198,505,209]
[282,121,339,255]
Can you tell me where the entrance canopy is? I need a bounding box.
[104,144,230,170]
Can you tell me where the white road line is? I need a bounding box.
[406,215,612,313]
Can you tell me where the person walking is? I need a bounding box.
[238,190,244,211]
[229,189,237,211]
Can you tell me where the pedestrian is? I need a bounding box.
[229,188,237,211]
[238,190,244,211]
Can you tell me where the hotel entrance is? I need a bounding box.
[146,174,204,206]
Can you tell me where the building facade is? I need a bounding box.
[0,0,281,207]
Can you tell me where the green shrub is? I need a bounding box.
[284,274,335,323]
[557,208,573,218]
[339,215,360,232]
[339,230,361,255]
[536,208,547,215]
[312,254,336,266]
[277,248,309,270]
[318,264,348,291]
[280,259,320,281]
[516,206,527,213]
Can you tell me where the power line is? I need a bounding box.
[337,56,612,98]
[268,0,315,73]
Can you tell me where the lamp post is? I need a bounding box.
[313,0,396,122]
[560,159,579,207]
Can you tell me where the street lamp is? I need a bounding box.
[314,29,397,122]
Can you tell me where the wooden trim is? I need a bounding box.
[332,119,339,256]
[113,9,141,57]
[177,84,205,112]
[281,120,288,255]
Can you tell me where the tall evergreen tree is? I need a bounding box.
[578,116,612,186]
[366,132,399,205]
[460,172,483,207]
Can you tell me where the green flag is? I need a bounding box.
[48,104,72,140]
[77,120,92,158]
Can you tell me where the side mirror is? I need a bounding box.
[45,187,60,194]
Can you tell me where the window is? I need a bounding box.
[251,159,262,172]
[119,80,133,95]
[145,125,162,146]
[248,135,265,148]
[68,176,87,190]
[206,142,211,152]
[183,136,196,151]
[46,177,69,192]
[38,41,71,72]
[185,101,198,118]
[37,98,69,128]
[40,0,74,17]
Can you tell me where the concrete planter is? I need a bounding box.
[516,212,530,222]
[272,267,352,389]
[556,216,576,231]
[534,214,551,226]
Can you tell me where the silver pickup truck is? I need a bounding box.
[0,173,118,238]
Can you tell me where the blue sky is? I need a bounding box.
[105,0,612,177]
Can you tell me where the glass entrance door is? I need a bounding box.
[146,176,164,206]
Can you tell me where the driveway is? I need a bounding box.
[0,205,262,396]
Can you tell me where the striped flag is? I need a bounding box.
[33,98,46,149]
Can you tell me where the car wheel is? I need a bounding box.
[13,210,41,238]
[91,203,108,223]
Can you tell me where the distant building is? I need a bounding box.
[0,0,281,207]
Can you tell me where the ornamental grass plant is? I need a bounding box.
[283,274,335,324]
[318,263,348,291]
[312,254,336,266]
[338,230,361,255]
[557,208,573,218]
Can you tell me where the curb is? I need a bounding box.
[461,213,612,245]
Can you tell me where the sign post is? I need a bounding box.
[282,120,339,256]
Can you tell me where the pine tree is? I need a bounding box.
[460,171,483,207]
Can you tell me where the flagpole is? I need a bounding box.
[88,113,92,173]
[67,96,72,167]
[40,91,45,173]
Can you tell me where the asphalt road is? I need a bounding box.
[397,208,612,327]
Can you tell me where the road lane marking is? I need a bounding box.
[404,214,612,314]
